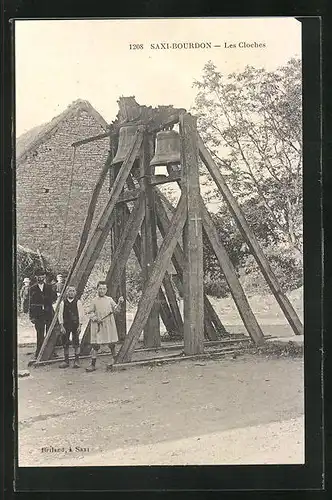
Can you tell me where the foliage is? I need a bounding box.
[192,58,303,259]
[192,58,303,296]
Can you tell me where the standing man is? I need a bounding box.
[29,269,57,359]
[58,285,84,369]
[86,281,124,372]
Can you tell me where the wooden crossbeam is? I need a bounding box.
[198,135,303,336]
[200,198,264,345]
[70,127,144,296]
[116,194,187,363]
[154,192,222,341]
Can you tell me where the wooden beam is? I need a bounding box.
[198,135,303,336]
[162,272,183,334]
[79,195,146,352]
[133,235,180,336]
[70,127,144,296]
[200,199,264,345]
[140,133,161,347]
[107,195,145,296]
[117,188,140,204]
[180,113,204,355]
[116,194,187,363]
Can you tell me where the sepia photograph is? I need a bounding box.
[15,17,306,470]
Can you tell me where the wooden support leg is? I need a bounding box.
[132,236,179,336]
[111,164,127,341]
[116,194,187,363]
[180,113,204,355]
[198,135,303,336]
[201,199,265,345]
[162,272,183,334]
[140,133,160,347]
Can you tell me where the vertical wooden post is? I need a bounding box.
[180,113,204,355]
[140,132,161,347]
[110,156,127,341]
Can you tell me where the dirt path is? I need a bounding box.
[18,349,304,466]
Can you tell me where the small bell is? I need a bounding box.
[112,125,140,165]
[150,130,181,167]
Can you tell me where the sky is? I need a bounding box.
[15,17,301,136]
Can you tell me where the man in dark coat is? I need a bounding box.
[29,269,57,359]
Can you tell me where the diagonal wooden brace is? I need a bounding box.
[198,134,303,336]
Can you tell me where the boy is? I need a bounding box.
[86,281,124,372]
[58,285,84,368]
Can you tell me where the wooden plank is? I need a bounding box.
[200,199,265,345]
[132,235,179,336]
[154,192,223,341]
[180,114,204,355]
[140,133,160,347]
[116,194,187,363]
[198,135,303,336]
[162,272,183,334]
[70,127,144,296]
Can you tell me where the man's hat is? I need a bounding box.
[23,277,30,283]
[56,274,63,278]
[35,268,46,276]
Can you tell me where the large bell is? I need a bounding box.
[150,130,181,167]
[112,124,140,165]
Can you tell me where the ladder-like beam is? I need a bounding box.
[198,135,303,336]
[154,192,223,340]
[116,194,187,363]
[180,113,204,355]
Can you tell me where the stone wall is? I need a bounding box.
[16,109,112,270]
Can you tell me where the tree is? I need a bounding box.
[192,58,303,258]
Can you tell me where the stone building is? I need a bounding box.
[16,99,111,269]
